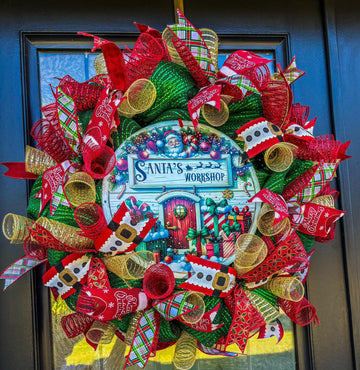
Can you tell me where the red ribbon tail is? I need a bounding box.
[0,162,38,180]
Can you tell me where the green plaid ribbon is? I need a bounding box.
[170,10,216,83]
[56,87,80,153]
[0,256,44,290]
[153,292,196,320]
[126,293,196,368]
[223,75,259,96]
[293,162,336,204]
[281,57,305,85]
[125,309,158,368]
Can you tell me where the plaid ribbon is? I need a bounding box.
[0,256,45,290]
[292,162,337,204]
[280,56,305,85]
[222,75,259,96]
[55,87,81,153]
[126,292,196,368]
[170,10,216,83]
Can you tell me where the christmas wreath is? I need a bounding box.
[0,10,351,370]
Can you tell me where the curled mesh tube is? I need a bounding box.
[264,143,296,172]
[118,79,156,118]
[172,331,197,370]
[124,310,144,345]
[311,195,335,208]
[25,146,56,175]
[2,213,34,244]
[63,172,96,207]
[60,312,94,338]
[264,276,304,302]
[82,145,116,180]
[181,292,205,324]
[103,251,155,284]
[143,263,175,299]
[257,203,291,236]
[199,28,219,72]
[162,27,186,67]
[234,233,267,275]
[279,297,318,326]
[74,203,107,240]
[36,217,94,250]
[201,99,229,127]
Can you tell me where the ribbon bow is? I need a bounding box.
[222,222,242,236]
[205,198,228,215]
[125,196,152,223]
[186,227,210,255]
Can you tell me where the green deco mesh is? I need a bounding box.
[26,59,318,334]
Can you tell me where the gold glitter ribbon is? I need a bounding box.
[264,276,304,302]
[124,310,144,345]
[117,79,156,118]
[2,213,34,244]
[264,142,297,172]
[94,53,107,75]
[36,217,94,250]
[103,251,155,285]
[311,194,335,208]
[257,203,291,236]
[172,331,197,370]
[234,233,268,275]
[25,146,56,175]
[63,172,96,207]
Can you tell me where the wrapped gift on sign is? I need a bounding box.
[206,236,223,258]
[227,206,252,233]
[201,198,232,237]
[220,222,242,258]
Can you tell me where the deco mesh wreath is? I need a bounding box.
[0,10,351,370]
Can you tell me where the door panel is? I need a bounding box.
[0,1,356,369]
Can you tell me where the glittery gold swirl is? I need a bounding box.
[245,290,280,324]
[162,27,186,67]
[25,146,56,175]
[172,331,197,370]
[264,143,297,172]
[181,292,205,324]
[118,79,156,118]
[36,217,94,250]
[199,28,219,72]
[86,321,117,345]
[311,195,335,208]
[257,203,291,236]
[103,251,155,285]
[2,213,34,244]
[94,53,107,75]
[201,99,229,127]
[234,233,268,275]
[264,276,304,302]
[63,172,96,207]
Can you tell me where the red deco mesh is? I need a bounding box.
[261,79,293,128]
[31,119,74,162]
[82,145,116,180]
[61,312,94,338]
[290,134,342,163]
[242,64,271,92]
[281,163,320,202]
[279,297,319,326]
[289,103,310,126]
[241,233,307,283]
[23,236,47,260]
[126,33,164,85]
[142,263,175,299]
[172,34,211,88]
[58,75,103,111]
[216,81,243,103]
[74,203,107,240]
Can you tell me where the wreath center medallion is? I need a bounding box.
[102,121,261,277]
